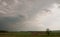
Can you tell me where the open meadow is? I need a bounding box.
[0,31,60,37]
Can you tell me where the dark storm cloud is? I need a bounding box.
[0,15,25,31]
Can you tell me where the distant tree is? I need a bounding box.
[46,28,50,36]
[0,30,8,33]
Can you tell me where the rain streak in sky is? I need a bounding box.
[0,0,60,31]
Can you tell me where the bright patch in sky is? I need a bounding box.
[22,3,60,31]
[38,3,60,30]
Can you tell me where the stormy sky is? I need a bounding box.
[0,0,60,31]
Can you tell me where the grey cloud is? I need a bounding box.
[0,15,25,31]
[0,0,59,31]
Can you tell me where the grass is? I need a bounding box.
[0,31,60,37]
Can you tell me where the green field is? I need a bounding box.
[0,31,60,37]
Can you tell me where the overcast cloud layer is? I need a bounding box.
[0,0,60,31]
